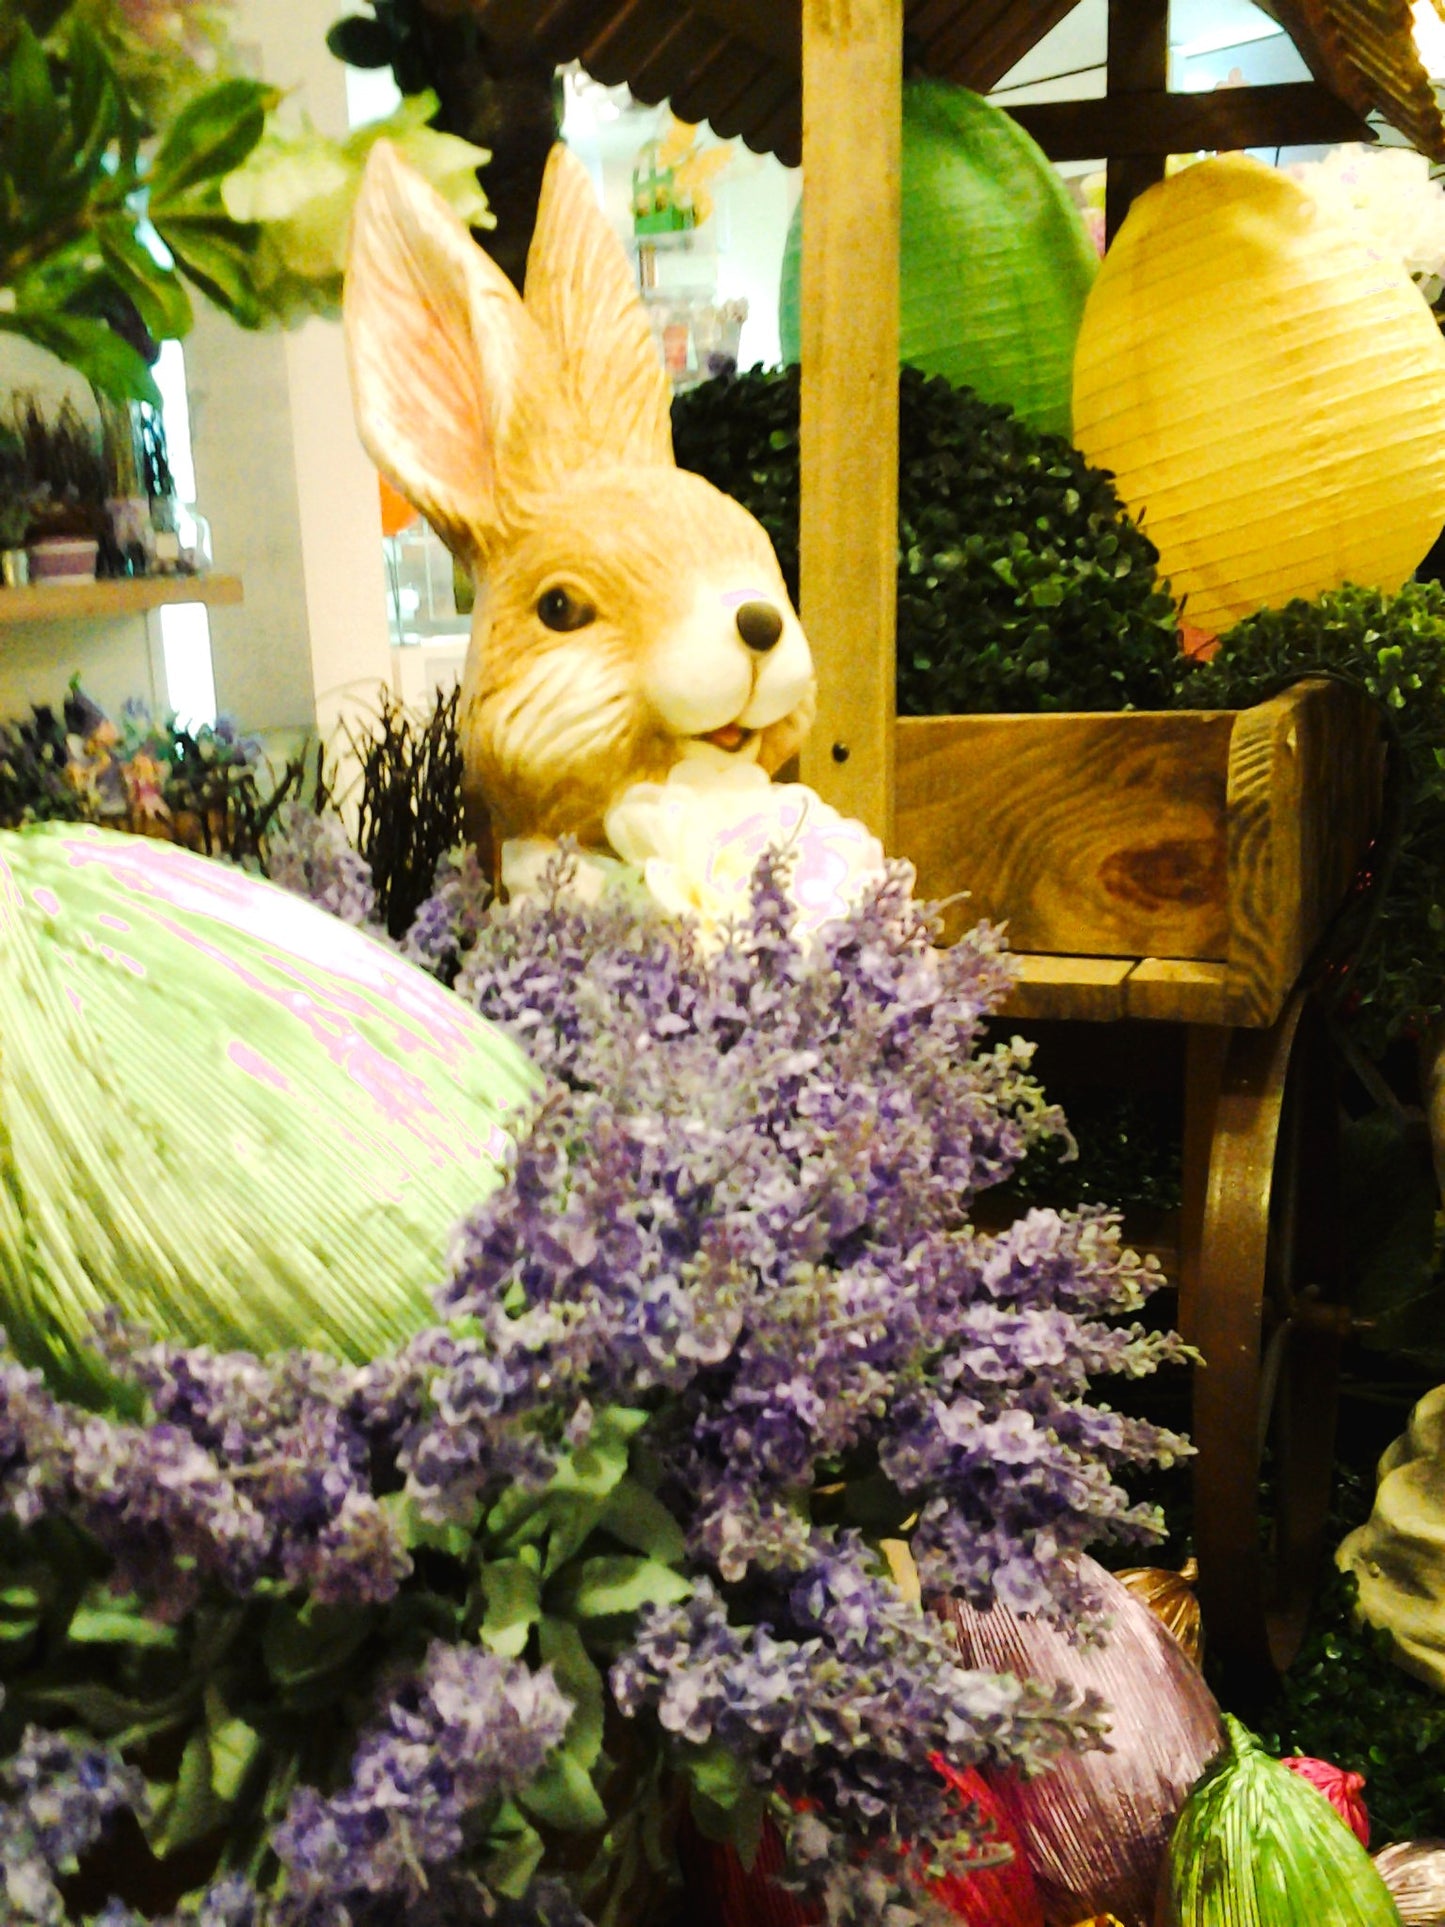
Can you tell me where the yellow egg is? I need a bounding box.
[1072,153,1445,637]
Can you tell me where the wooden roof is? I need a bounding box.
[466,0,1445,165]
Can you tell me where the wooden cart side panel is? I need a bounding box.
[895,709,1235,957]
[1223,680,1384,1027]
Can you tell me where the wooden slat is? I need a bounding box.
[797,0,902,846]
[691,0,801,69]
[926,0,1081,91]
[1008,80,1370,160]
[1222,680,1384,1027]
[999,955,1135,1023]
[0,574,243,624]
[1126,958,1230,1026]
[895,711,1235,960]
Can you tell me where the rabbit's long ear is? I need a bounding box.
[345,142,568,568]
[523,144,675,469]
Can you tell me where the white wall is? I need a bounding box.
[189,0,393,743]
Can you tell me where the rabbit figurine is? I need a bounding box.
[344,140,817,855]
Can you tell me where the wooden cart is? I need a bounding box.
[900,678,1385,1681]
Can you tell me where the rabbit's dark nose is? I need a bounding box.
[736,601,783,653]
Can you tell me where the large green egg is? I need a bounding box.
[779,80,1097,438]
[0,824,537,1395]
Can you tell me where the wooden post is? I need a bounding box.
[1105,0,1169,244]
[797,0,902,847]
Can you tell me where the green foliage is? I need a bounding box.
[1176,582,1445,1054]
[0,1400,682,1917]
[0,11,280,399]
[670,364,1182,715]
[1257,1471,1445,1845]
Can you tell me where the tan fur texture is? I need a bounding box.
[344,142,816,846]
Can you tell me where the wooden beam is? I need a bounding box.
[797,0,902,845]
[1105,0,1168,241]
[690,0,801,70]
[1009,78,1370,160]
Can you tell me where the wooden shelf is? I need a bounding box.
[0,574,243,625]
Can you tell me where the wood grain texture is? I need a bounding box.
[796,0,902,846]
[1126,959,1229,1025]
[1223,680,1384,1027]
[998,956,1134,1023]
[896,710,1235,961]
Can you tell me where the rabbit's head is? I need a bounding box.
[345,142,816,846]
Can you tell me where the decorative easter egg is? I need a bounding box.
[946,1556,1223,1926]
[931,1758,1045,1926]
[1115,1562,1203,1669]
[1374,1840,1445,1924]
[0,823,537,1394]
[1279,1756,1370,1846]
[1162,1717,1402,1927]
[780,80,1097,436]
[1072,153,1445,640]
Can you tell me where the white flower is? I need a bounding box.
[1288,143,1445,302]
[603,760,902,945]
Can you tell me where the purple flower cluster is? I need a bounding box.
[400,845,493,982]
[613,1535,1105,1860]
[0,1333,412,1611]
[416,851,1187,1610]
[264,802,381,931]
[271,1641,572,1924]
[1,1706,147,1924]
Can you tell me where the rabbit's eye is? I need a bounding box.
[537,586,596,633]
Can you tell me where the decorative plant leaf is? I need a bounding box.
[96,216,195,340]
[538,1615,605,1770]
[67,1601,180,1648]
[0,309,161,404]
[479,1552,542,1658]
[599,1479,687,1564]
[565,1556,693,1620]
[146,77,277,205]
[518,1746,608,1833]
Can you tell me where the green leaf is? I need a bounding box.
[146,1728,220,1858]
[538,1615,604,1769]
[480,1553,542,1658]
[485,1803,547,1899]
[152,215,263,328]
[518,1747,607,1834]
[685,1740,752,1813]
[68,1601,180,1648]
[6,25,63,192]
[97,218,195,341]
[566,1556,692,1619]
[207,1706,262,1804]
[262,1599,374,1691]
[599,1479,686,1564]
[0,310,160,404]
[147,78,278,206]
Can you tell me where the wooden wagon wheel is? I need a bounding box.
[1182,989,1350,1690]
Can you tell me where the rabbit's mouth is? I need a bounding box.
[697,722,754,753]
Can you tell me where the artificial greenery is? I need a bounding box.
[325,686,466,939]
[1256,1463,1445,1844]
[0,681,303,861]
[0,6,279,402]
[0,2,493,402]
[670,365,1182,714]
[1174,582,1445,1057]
